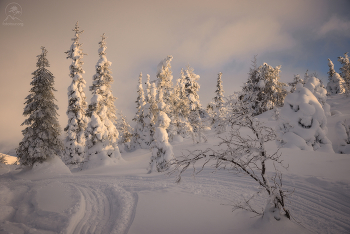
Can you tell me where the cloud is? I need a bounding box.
[174,17,295,67]
[317,16,350,37]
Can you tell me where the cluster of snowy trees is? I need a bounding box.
[131,57,209,148]
[17,23,122,168]
[64,24,122,168]
[15,21,350,171]
[14,25,350,220]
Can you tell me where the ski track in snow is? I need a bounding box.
[115,169,350,234]
[0,168,349,234]
[0,176,137,234]
[65,181,137,234]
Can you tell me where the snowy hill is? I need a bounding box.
[0,95,350,234]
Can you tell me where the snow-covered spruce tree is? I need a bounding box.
[64,22,88,165]
[117,112,134,152]
[171,68,192,140]
[17,47,63,166]
[277,83,333,152]
[242,61,287,116]
[156,55,174,113]
[171,97,291,220]
[85,34,122,166]
[304,76,331,116]
[338,52,350,96]
[184,66,207,143]
[145,74,151,102]
[335,119,350,154]
[141,82,158,148]
[326,59,345,95]
[148,111,174,173]
[131,72,146,149]
[211,72,227,133]
[288,74,304,93]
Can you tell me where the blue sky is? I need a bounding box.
[0,0,349,152]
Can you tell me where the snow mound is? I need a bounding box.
[15,156,71,180]
[172,135,184,143]
[83,149,124,170]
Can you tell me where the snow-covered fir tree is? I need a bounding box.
[131,73,147,149]
[145,74,151,102]
[148,111,174,173]
[326,58,345,95]
[184,66,206,143]
[304,76,331,116]
[117,112,134,152]
[17,47,63,166]
[171,68,192,139]
[211,72,226,133]
[288,74,304,93]
[338,53,350,96]
[140,82,158,148]
[85,34,122,165]
[242,61,287,116]
[64,22,88,165]
[335,119,350,154]
[277,83,333,152]
[156,56,174,117]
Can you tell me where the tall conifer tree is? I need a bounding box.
[85,34,122,161]
[64,22,88,164]
[17,47,63,166]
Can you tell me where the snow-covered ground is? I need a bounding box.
[1,95,350,234]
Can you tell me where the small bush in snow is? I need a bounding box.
[277,84,334,152]
[171,98,291,220]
